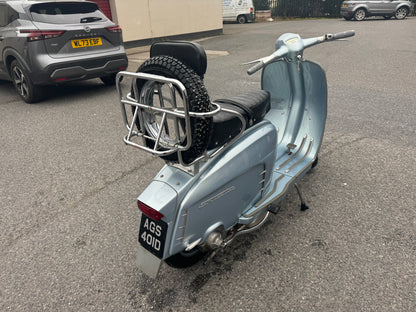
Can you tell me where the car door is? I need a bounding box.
[366,0,383,14]
[379,0,397,13]
[0,4,21,80]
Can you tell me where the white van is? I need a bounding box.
[223,0,255,24]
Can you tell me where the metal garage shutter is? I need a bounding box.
[90,0,113,21]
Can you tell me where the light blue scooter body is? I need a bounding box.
[138,58,327,260]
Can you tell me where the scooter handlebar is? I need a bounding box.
[247,61,265,75]
[330,30,355,40]
[246,31,354,75]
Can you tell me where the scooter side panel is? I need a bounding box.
[169,122,278,255]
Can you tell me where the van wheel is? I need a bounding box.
[237,15,247,24]
[133,56,212,164]
[10,60,44,103]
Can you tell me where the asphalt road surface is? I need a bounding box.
[1,18,415,311]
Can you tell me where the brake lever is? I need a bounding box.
[242,56,270,66]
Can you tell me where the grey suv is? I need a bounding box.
[341,0,411,21]
[0,0,128,103]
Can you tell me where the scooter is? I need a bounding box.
[116,30,355,277]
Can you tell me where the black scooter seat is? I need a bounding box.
[208,90,270,150]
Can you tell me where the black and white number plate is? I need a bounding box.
[138,215,168,259]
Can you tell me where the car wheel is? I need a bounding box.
[10,60,44,103]
[237,15,247,24]
[394,7,408,20]
[100,73,118,85]
[353,8,366,21]
[133,55,212,164]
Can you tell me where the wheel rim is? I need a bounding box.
[355,9,365,20]
[11,65,29,98]
[395,8,407,19]
[139,80,186,149]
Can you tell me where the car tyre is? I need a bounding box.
[394,7,408,20]
[10,60,44,103]
[100,73,118,85]
[353,8,366,21]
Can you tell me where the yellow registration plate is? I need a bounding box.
[71,37,102,48]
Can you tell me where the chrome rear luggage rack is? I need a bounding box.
[116,71,245,171]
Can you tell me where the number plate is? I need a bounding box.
[138,215,168,259]
[71,37,102,48]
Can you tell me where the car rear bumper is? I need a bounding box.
[49,57,127,81]
[247,13,255,22]
[29,52,128,85]
[340,8,354,18]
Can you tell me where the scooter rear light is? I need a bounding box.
[138,200,164,221]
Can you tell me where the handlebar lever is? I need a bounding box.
[246,46,289,75]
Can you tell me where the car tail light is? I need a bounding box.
[106,25,122,33]
[20,30,65,41]
[138,200,164,221]
[250,7,254,14]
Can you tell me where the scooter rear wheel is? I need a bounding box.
[164,249,206,268]
[133,55,212,164]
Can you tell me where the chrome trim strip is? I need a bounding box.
[276,135,307,170]
[286,138,314,173]
[254,175,284,208]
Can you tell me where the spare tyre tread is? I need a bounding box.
[134,55,212,164]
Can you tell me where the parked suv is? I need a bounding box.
[341,0,411,21]
[0,0,128,103]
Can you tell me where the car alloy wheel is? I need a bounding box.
[10,60,43,103]
[395,7,408,20]
[11,63,29,99]
[354,9,366,21]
